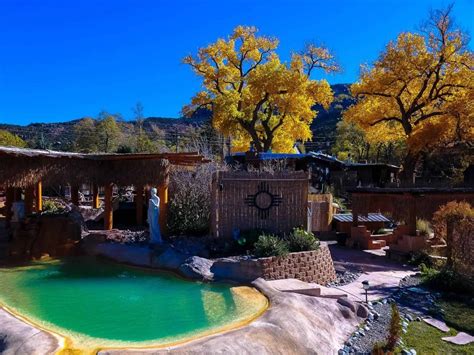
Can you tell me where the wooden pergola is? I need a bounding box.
[0,146,208,231]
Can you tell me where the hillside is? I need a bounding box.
[0,84,353,152]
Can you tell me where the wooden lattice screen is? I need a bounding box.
[211,171,309,238]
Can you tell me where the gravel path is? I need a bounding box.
[340,275,439,355]
[328,264,363,287]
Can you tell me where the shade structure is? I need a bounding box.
[0,146,210,231]
[0,146,209,189]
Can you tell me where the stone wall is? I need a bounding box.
[257,243,336,285]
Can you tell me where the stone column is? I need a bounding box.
[135,185,144,225]
[35,181,43,212]
[104,183,114,230]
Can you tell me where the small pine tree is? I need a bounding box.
[386,303,401,351]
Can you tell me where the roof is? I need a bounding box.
[333,213,391,223]
[0,146,209,188]
[346,162,400,170]
[347,187,474,194]
[0,146,209,165]
[231,152,307,160]
[307,151,345,167]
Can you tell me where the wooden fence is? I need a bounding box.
[211,171,309,238]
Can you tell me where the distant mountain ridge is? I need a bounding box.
[0,84,353,152]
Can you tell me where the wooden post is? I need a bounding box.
[35,181,42,212]
[92,184,100,209]
[104,183,113,230]
[5,187,14,226]
[25,186,35,215]
[158,185,168,236]
[352,212,359,227]
[13,188,22,202]
[71,184,80,206]
[135,185,144,225]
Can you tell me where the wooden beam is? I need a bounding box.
[25,186,35,215]
[92,184,100,209]
[135,185,144,225]
[35,181,42,212]
[104,183,113,230]
[71,184,80,206]
[158,185,168,236]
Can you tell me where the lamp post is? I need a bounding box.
[362,280,369,304]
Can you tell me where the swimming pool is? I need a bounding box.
[0,257,267,351]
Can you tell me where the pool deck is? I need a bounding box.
[0,306,60,354]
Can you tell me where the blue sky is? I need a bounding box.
[1,0,473,125]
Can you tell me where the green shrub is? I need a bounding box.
[408,251,433,267]
[236,229,263,248]
[286,227,319,252]
[416,218,432,236]
[42,200,65,214]
[253,234,289,258]
[420,264,473,294]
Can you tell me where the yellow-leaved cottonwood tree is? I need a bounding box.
[183,26,338,153]
[344,6,474,182]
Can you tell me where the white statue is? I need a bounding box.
[147,187,162,244]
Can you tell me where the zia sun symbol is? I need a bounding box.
[244,182,283,219]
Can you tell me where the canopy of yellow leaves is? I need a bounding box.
[183,26,337,153]
[344,9,473,155]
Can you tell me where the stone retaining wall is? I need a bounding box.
[257,243,336,285]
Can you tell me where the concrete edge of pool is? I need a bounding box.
[0,281,270,354]
[0,277,365,354]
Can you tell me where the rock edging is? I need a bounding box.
[84,240,337,285]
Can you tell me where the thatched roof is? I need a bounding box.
[0,146,208,188]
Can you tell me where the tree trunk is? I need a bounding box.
[399,151,420,185]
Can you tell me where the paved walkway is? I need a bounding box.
[328,244,416,302]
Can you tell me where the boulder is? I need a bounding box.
[9,210,85,259]
[338,306,354,319]
[211,257,262,282]
[356,304,369,318]
[92,243,151,268]
[337,297,357,313]
[179,256,214,281]
[152,246,188,270]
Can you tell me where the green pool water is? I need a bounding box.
[0,257,267,350]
